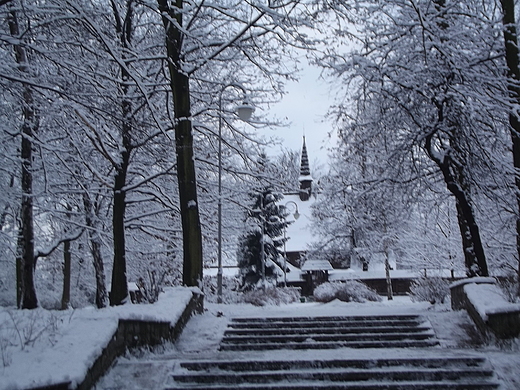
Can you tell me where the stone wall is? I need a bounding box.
[450,278,520,339]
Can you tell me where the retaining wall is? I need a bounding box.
[31,289,203,390]
[450,277,520,339]
[78,289,203,390]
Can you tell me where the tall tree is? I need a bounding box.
[7,3,39,308]
[83,192,108,308]
[109,0,134,305]
[500,0,520,291]
[316,0,509,277]
[156,0,203,287]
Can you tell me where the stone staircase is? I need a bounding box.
[166,314,502,389]
[220,314,439,350]
[168,355,498,389]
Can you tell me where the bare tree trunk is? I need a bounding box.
[500,0,520,295]
[385,255,393,301]
[157,0,203,287]
[83,193,107,308]
[61,204,73,310]
[109,0,134,305]
[425,132,489,277]
[15,223,23,308]
[60,239,71,310]
[8,6,38,309]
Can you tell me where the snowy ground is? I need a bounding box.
[96,296,520,390]
[1,290,519,389]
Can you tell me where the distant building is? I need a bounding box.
[282,137,317,267]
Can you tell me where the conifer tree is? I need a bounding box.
[237,188,290,290]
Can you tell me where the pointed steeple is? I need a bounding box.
[299,136,313,201]
[300,136,311,176]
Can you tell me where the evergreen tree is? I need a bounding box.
[237,188,290,290]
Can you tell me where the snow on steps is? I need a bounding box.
[167,356,500,389]
[219,315,439,351]
[167,315,501,389]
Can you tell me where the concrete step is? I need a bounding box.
[231,315,421,322]
[228,317,425,330]
[225,325,433,336]
[167,356,500,389]
[219,339,440,350]
[166,382,500,389]
[221,331,435,344]
[178,356,489,372]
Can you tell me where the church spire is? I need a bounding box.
[299,136,313,201]
[300,136,311,176]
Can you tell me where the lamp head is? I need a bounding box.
[236,101,255,121]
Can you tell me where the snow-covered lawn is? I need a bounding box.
[1,291,519,389]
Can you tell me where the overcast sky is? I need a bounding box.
[257,63,337,172]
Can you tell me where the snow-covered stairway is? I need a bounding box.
[166,354,500,389]
[219,314,439,350]
[165,314,502,389]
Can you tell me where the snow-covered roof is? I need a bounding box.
[205,267,239,278]
[279,193,318,252]
[301,259,334,271]
[330,269,417,281]
[299,174,313,182]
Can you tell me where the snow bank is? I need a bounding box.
[0,287,194,390]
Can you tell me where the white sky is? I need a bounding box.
[258,63,338,168]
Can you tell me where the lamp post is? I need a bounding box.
[282,201,300,287]
[217,84,254,304]
[260,193,266,290]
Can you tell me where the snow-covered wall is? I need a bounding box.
[450,278,520,339]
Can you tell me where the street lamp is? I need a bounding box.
[217,84,254,304]
[282,201,300,287]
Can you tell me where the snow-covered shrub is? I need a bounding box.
[204,275,301,306]
[313,281,382,303]
[203,275,244,304]
[409,277,450,304]
[0,308,66,367]
[242,287,301,306]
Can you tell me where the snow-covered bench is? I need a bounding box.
[450,277,520,339]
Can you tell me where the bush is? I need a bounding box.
[203,275,243,304]
[203,276,301,306]
[242,287,301,306]
[409,277,450,304]
[313,281,382,303]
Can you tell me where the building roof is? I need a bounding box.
[301,259,334,272]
